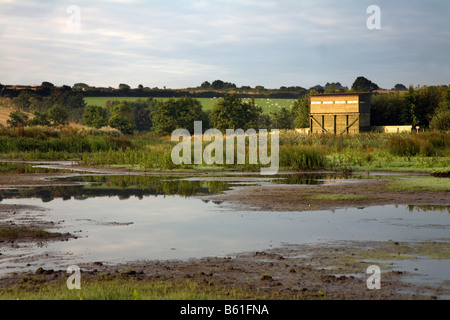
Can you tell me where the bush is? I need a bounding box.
[429,108,450,131]
[109,115,136,134]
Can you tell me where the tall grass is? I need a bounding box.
[0,126,132,155]
[280,145,326,170]
[387,132,450,157]
[1,126,448,172]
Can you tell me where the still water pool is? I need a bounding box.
[0,174,449,282]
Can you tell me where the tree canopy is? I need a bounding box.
[210,95,262,132]
[270,106,294,130]
[82,105,109,129]
[152,96,208,135]
[351,76,379,92]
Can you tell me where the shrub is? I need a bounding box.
[429,108,450,131]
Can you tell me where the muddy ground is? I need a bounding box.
[204,178,449,212]
[0,165,449,300]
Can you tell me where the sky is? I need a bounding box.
[0,0,449,90]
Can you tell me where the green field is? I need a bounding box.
[84,97,296,114]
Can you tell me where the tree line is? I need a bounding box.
[4,90,309,135]
[2,77,449,133]
[82,95,308,135]
[371,85,450,130]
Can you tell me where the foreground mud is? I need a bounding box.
[202,176,449,212]
[1,239,448,300]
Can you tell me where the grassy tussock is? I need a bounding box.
[0,278,270,300]
[0,226,54,240]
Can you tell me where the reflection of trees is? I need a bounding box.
[406,204,450,213]
[0,175,230,202]
[207,181,227,194]
[0,173,368,203]
[273,173,349,185]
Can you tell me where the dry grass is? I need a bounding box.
[0,98,33,126]
[0,105,13,126]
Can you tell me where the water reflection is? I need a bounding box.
[0,175,230,202]
[406,204,450,213]
[0,173,358,202]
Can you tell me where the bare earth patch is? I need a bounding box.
[202,178,449,212]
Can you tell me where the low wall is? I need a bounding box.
[371,125,412,133]
[297,125,412,135]
[295,128,310,135]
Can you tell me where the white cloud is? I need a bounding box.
[0,0,449,88]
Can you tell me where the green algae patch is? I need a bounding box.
[386,177,450,192]
[354,242,418,261]
[414,241,450,259]
[309,241,450,275]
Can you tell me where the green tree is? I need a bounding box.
[41,81,54,88]
[119,83,131,91]
[57,92,86,109]
[28,96,43,112]
[135,108,151,131]
[152,96,208,135]
[351,76,379,92]
[200,81,211,89]
[7,110,29,127]
[48,104,69,125]
[291,93,312,128]
[73,83,89,90]
[402,85,440,128]
[271,106,294,130]
[393,83,407,91]
[109,115,135,134]
[110,103,135,124]
[12,91,32,112]
[429,107,450,131]
[27,111,50,126]
[370,91,407,125]
[55,91,86,123]
[210,95,262,132]
[429,86,450,131]
[133,98,158,132]
[258,113,272,129]
[211,80,225,90]
[82,105,109,129]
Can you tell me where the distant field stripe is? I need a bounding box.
[83,97,296,114]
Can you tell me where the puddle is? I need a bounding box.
[391,258,450,286]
